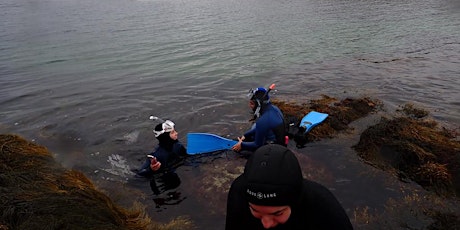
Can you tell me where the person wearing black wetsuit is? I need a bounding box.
[232,86,286,153]
[134,120,187,194]
[226,144,354,230]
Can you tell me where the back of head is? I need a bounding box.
[244,144,303,206]
[248,87,270,103]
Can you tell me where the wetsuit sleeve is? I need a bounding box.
[243,124,256,138]
[241,117,270,151]
[152,148,169,172]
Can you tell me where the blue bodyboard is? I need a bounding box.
[300,111,329,133]
[186,133,238,155]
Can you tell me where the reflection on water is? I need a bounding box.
[153,191,186,210]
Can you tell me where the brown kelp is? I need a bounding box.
[353,104,460,196]
[273,95,381,144]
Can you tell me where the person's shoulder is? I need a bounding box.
[299,180,353,229]
[265,103,283,115]
[230,174,245,188]
[302,179,332,193]
[227,175,248,206]
[300,179,343,205]
[172,142,187,156]
[153,145,168,154]
[151,145,161,153]
[272,104,284,113]
[267,102,279,109]
[173,141,185,147]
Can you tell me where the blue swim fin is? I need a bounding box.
[299,111,329,133]
[186,133,237,154]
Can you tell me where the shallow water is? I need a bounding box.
[1,0,459,228]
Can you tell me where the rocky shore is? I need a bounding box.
[1,96,459,229]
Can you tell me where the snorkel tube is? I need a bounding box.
[265,83,276,98]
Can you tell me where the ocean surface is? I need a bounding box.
[1,0,459,228]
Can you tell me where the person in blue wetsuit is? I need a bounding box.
[232,86,286,153]
[134,119,187,195]
[226,144,354,230]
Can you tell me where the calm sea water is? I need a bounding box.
[1,0,459,228]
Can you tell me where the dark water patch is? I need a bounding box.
[44,59,67,64]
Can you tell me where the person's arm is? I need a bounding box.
[231,136,245,152]
[243,123,256,138]
[240,118,269,151]
[152,148,168,172]
[149,156,161,171]
[232,123,255,152]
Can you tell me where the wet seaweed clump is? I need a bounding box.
[353,104,460,197]
[273,95,381,147]
[0,134,194,230]
[353,191,460,230]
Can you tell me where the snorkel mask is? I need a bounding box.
[153,120,175,137]
[247,87,270,118]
